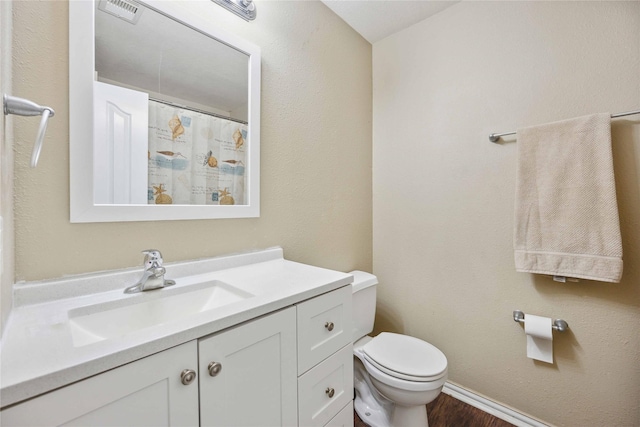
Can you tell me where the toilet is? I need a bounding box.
[350,271,448,427]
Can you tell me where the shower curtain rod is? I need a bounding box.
[149,97,248,125]
[488,109,640,142]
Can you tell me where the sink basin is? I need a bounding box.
[68,280,253,347]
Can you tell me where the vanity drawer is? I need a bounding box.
[325,401,354,427]
[297,285,352,374]
[298,344,354,427]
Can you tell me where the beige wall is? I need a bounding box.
[10,1,372,282]
[373,2,639,426]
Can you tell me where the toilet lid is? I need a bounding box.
[363,332,447,381]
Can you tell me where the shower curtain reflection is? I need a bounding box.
[147,100,248,206]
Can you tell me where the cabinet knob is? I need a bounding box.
[325,387,335,398]
[324,321,334,331]
[180,369,197,385]
[208,361,222,377]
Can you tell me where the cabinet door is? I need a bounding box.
[199,307,298,427]
[1,341,199,427]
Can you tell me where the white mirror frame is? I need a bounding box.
[69,0,261,222]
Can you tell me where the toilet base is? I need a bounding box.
[354,388,431,427]
[354,356,393,427]
[391,404,429,427]
[353,351,439,427]
[354,392,390,427]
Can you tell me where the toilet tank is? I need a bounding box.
[349,270,378,342]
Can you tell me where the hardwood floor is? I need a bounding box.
[353,393,515,427]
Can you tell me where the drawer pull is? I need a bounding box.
[325,387,335,398]
[180,369,197,385]
[324,321,335,331]
[208,361,222,377]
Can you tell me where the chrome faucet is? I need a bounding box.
[124,250,176,294]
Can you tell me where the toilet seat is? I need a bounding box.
[364,355,447,382]
[362,357,447,392]
[362,333,448,382]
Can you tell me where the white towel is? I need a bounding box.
[514,113,623,283]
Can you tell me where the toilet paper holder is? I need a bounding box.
[513,310,569,332]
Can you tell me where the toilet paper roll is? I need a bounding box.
[524,314,553,363]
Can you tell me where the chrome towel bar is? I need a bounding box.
[3,94,55,167]
[513,310,568,332]
[489,109,640,143]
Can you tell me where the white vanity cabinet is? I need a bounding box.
[0,341,200,426]
[198,285,354,427]
[198,307,298,427]
[1,286,353,427]
[297,285,354,427]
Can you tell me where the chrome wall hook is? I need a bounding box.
[513,310,568,332]
[3,94,55,167]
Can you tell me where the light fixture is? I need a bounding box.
[212,0,256,21]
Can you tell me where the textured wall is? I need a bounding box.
[11,1,372,281]
[373,2,639,426]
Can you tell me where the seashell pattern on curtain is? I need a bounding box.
[147,100,248,205]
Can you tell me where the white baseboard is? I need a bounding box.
[442,382,550,427]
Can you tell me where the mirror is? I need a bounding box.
[70,0,261,222]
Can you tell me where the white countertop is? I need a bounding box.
[0,248,353,408]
